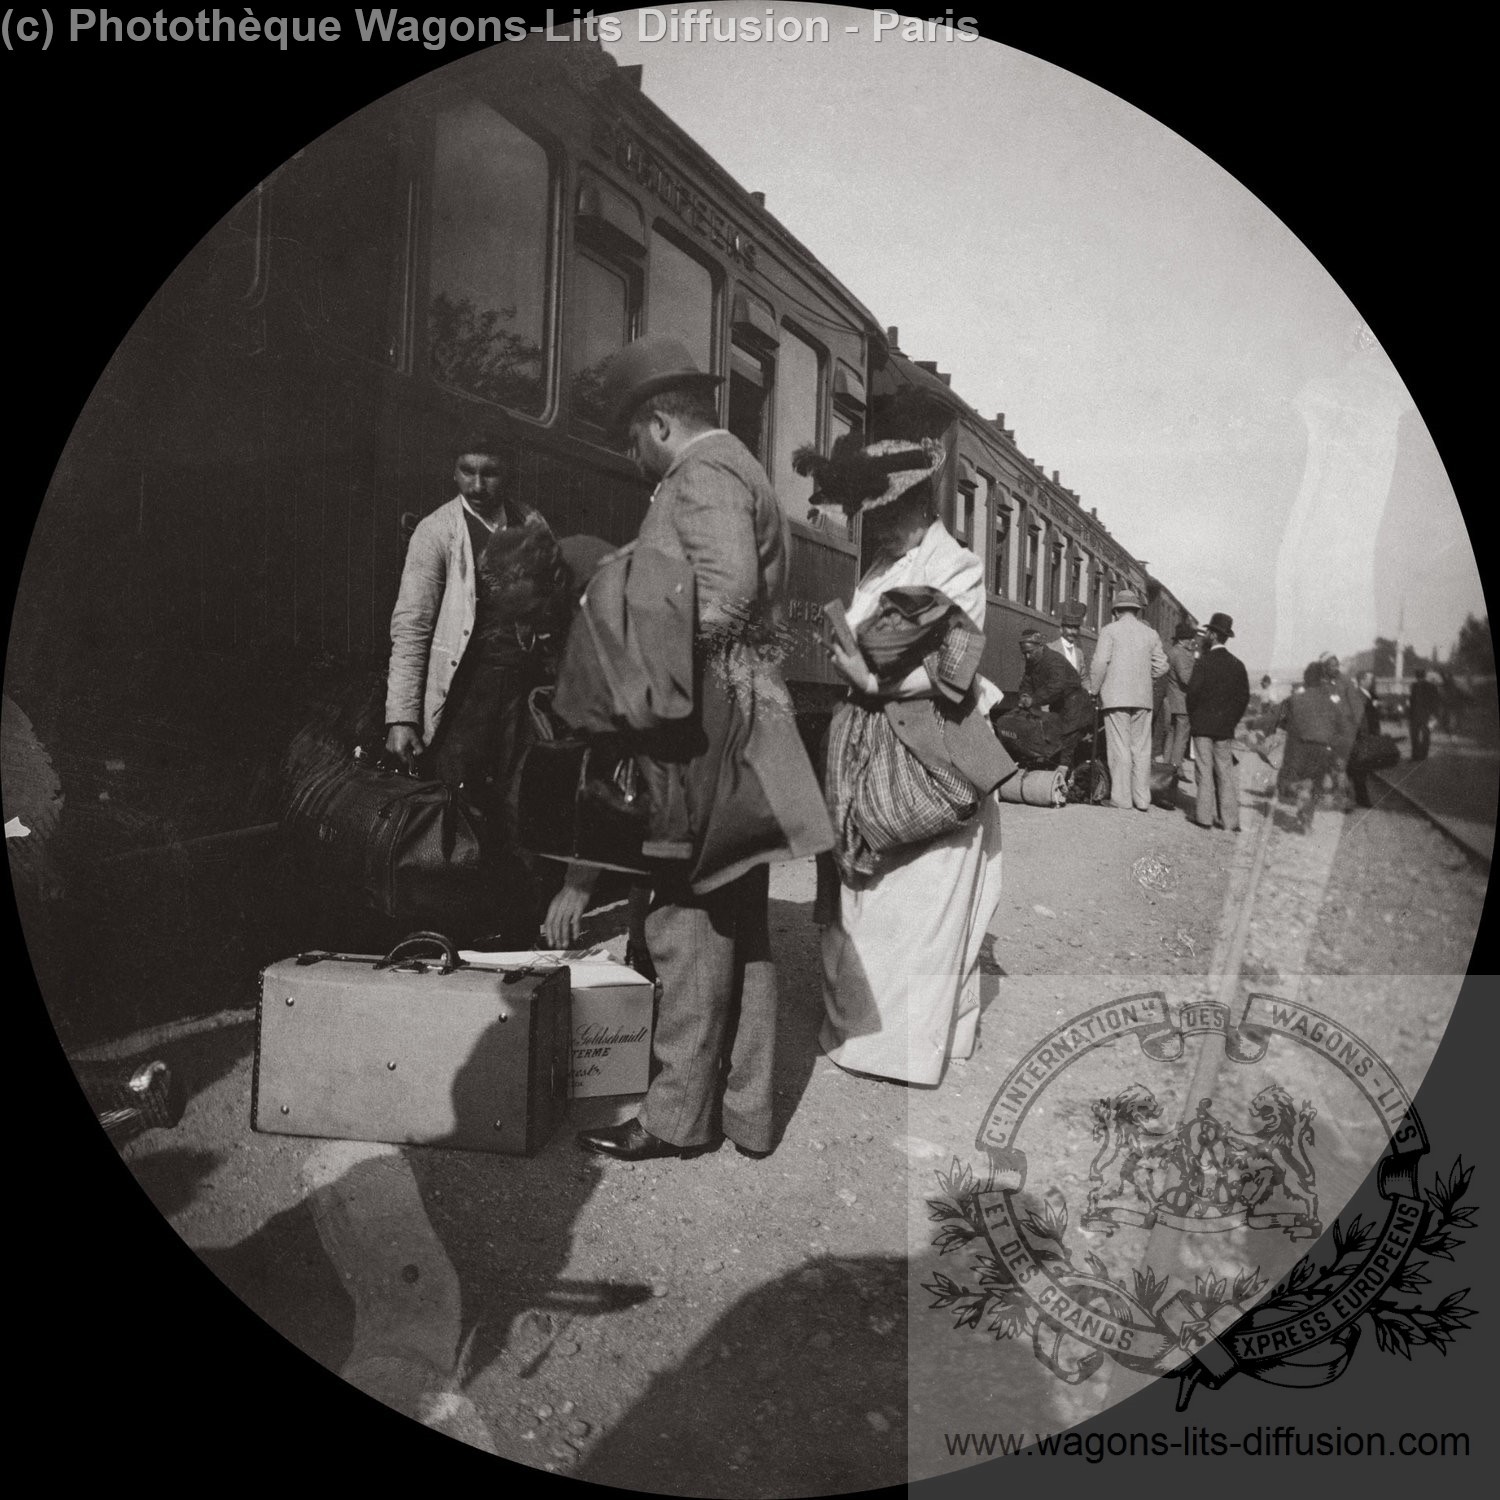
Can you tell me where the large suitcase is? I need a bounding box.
[253,933,571,1156]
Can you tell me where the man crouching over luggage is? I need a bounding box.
[990,628,1093,765]
[572,337,834,1163]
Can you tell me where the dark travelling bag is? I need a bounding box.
[253,932,571,1156]
[284,748,490,927]
[516,736,651,874]
[1149,759,1180,809]
[515,688,651,874]
[991,708,1060,766]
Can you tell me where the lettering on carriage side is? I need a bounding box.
[593,120,759,269]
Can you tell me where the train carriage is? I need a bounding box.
[868,339,1186,694]
[8,35,1194,1036]
[13,39,879,741]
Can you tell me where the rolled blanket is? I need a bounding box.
[998,767,1067,807]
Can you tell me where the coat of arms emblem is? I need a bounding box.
[925,993,1474,1408]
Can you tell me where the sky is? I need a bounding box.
[601,5,1482,675]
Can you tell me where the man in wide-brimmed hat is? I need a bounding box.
[1086,587,1170,810]
[574,336,833,1163]
[1186,612,1250,831]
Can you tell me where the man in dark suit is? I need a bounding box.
[574,337,833,1163]
[992,629,1092,763]
[1185,612,1250,831]
[1408,668,1440,761]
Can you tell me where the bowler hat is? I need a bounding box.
[1206,612,1235,638]
[1174,622,1199,642]
[599,336,723,432]
[1058,600,1088,626]
[1112,589,1143,612]
[1019,628,1045,645]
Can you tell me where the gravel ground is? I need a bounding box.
[105,763,1485,1494]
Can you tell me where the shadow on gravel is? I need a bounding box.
[197,1196,358,1376]
[129,1145,222,1219]
[578,1253,908,1498]
[768,895,830,1144]
[409,1135,643,1386]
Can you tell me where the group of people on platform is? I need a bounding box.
[374,333,1436,1160]
[990,591,1252,833]
[380,335,1033,1154]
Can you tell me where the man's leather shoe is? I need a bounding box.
[576,1118,713,1161]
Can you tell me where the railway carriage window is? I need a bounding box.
[428,100,551,416]
[1024,525,1040,610]
[648,234,715,374]
[1048,541,1063,613]
[773,326,823,516]
[992,500,1011,598]
[728,342,773,466]
[1069,552,1082,608]
[572,178,645,435]
[954,480,976,549]
[973,470,995,588]
[1091,570,1102,629]
[570,253,642,432]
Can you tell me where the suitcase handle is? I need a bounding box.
[374,931,461,975]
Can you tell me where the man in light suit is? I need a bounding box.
[575,337,833,1163]
[1087,589,1169,810]
[385,431,513,768]
[384,429,593,946]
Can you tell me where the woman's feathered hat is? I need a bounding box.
[792,433,945,515]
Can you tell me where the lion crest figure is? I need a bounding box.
[1084,1082,1320,1236]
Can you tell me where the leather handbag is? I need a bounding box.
[284,748,491,925]
[515,689,651,874]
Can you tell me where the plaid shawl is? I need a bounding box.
[826,588,987,880]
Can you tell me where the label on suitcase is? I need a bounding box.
[253,933,571,1156]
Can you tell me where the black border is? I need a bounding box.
[8,8,1488,1489]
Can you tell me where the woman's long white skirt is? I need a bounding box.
[819,796,1002,1085]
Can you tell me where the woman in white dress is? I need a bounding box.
[797,437,1003,1085]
